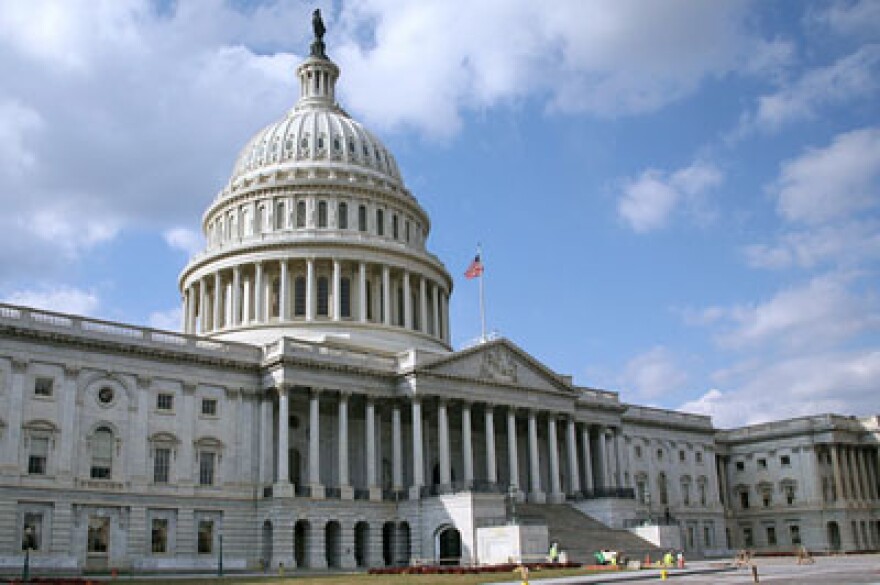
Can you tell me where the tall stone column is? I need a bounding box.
[308,389,324,498]
[485,405,497,485]
[841,446,853,501]
[866,448,879,501]
[213,272,222,329]
[232,266,241,326]
[332,259,342,321]
[507,408,519,492]
[581,425,594,492]
[432,283,440,337]
[528,410,544,502]
[199,278,209,332]
[419,276,428,334]
[441,290,450,342]
[365,398,380,500]
[185,286,195,333]
[392,403,403,491]
[259,396,272,485]
[566,418,580,495]
[547,415,562,502]
[461,402,473,487]
[410,399,424,498]
[338,392,352,499]
[254,262,264,323]
[242,274,251,324]
[403,271,412,329]
[276,386,292,496]
[830,445,844,502]
[306,258,315,321]
[279,260,289,320]
[597,426,608,490]
[438,400,451,488]
[617,429,630,488]
[359,262,368,323]
[856,448,870,503]
[610,428,621,488]
[382,265,392,326]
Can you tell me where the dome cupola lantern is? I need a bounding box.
[178,12,454,355]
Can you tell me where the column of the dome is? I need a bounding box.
[199,277,209,333]
[403,271,412,330]
[419,276,428,334]
[277,385,290,488]
[213,272,221,330]
[279,260,289,321]
[224,279,232,326]
[184,286,194,334]
[306,258,315,321]
[382,266,391,326]
[332,259,341,321]
[254,262,264,324]
[442,290,450,342]
[358,262,367,323]
[431,283,440,338]
[232,266,241,327]
[242,270,252,324]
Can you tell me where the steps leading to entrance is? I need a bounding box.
[517,503,661,564]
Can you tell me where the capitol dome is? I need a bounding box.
[178,30,453,355]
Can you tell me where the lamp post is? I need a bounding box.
[22,525,34,582]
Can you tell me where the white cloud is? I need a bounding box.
[148,307,182,331]
[681,350,880,427]
[0,99,43,177]
[744,219,880,270]
[807,0,880,39]
[618,346,689,400]
[3,286,99,316]
[164,227,203,257]
[743,45,880,134]
[773,126,880,225]
[617,161,722,233]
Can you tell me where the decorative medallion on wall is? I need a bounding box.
[480,346,518,383]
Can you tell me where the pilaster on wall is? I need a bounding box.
[127,506,146,568]
[176,509,195,557]
[0,496,16,554]
[306,522,327,569]
[270,514,294,570]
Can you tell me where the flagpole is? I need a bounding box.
[478,244,486,342]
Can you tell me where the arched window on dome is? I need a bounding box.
[275,201,285,230]
[358,205,367,232]
[340,277,351,318]
[318,201,328,228]
[376,209,384,236]
[294,276,306,317]
[296,201,306,228]
[338,202,348,229]
[317,277,329,316]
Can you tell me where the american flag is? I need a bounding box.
[464,254,484,279]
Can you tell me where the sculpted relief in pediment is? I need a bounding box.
[479,346,518,384]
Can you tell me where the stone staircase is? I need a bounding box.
[518,503,661,564]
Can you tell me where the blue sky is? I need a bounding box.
[0,0,878,427]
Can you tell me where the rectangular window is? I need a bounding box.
[338,203,348,229]
[294,277,306,317]
[679,450,686,462]
[743,527,754,547]
[358,205,367,232]
[405,220,410,242]
[790,525,801,545]
[157,393,174,411]
[376,209,384,236]
[22,513,42,551]
[735,461,745,471]
[740,491,749,509]
[392,214,399,239]
[781,455,791,466]
[317,277,329,316]
[695,451,703,464]
[757,458,767,469]
[151,518,168,553]
[634,445,642,458]
[318,201,328,227]
[199,452,215,486]
[340,277,351,318]
[197,520,214,554]
[784,484,796,505]
[766,525,777,546]
[201,399,217,416]
[703,525,712,548]
[28,437,49,475]
[34,377,53,397]
[153,448,170,484]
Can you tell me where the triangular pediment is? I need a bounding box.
[415,338,574,393]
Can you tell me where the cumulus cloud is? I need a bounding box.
[744,219,880,270]
[617,346,690,400]
[741,45,880,134]
[148,306,183,331]
[2,286,100,316]
[617,161,722,232]
[164,227,203,257]
[807,0,880,39]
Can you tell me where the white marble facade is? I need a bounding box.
[0,26,877,573]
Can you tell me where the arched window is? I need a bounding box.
[358,205,367,232]
[275,201,285,229]
[317,276,329,316]
[318,201,328,228]
[392,214,399,239]
[338,202,348,229]
[294,276,306,317]
[376,209,384,236]
[296,201,306,228]
[340,277,351,318]
[91,426,114,479]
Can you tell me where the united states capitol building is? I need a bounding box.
[0,21,878,574]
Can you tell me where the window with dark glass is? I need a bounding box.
[275,201,285,229]
[366,282,373,321]
[740,491,750,509]
[201,398,217,416]
[392,214,399,239]
[151,518,168,553]
[28,437,48,475]
[34,377,53,397]
[22,513,42,551]
[294,276,306,317]
[405,220,410,242]
[318,201,328,227]
[90,427,113,479]
[199,452,215,486]
[743,527,754,547]
[157,393,173,411]
[735,461,745,471]
[376,209,384,236]
[358,205,367,232]
[396,286,404,326]
[197,520,214,554]
[757,458,767,469]
[317,276,329,316]
[781,455,791,466]
[766,526,777,545]
[790,525,801,545]
[338,202,348,229]
[340,277,351,318]
[296,201,306,228]
[153,447,170,484]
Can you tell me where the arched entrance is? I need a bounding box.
[261,520,273,569]
[294,520,310,568]
[827,521,841,551]
[325,520,341,568]
[436,525,462,566]
[354,521,370,567]
[382,522,395,566]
